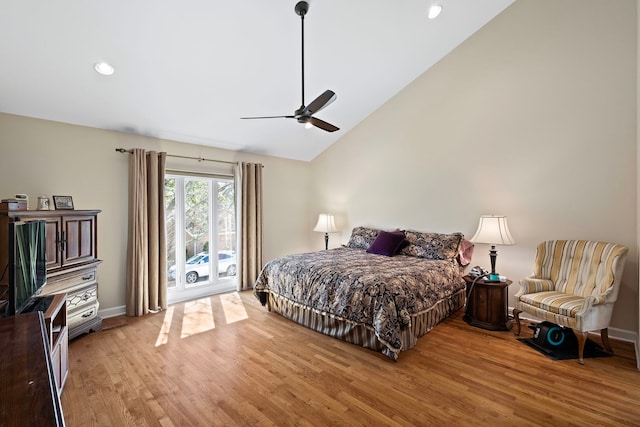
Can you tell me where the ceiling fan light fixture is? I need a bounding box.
[94,61,115,76]
[428,4,443,19]
[297,116,312,128]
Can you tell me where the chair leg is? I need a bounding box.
[601,328,614,355]
[513,308,522,336]
[575,330,588,365]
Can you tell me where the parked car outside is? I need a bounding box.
[217,251,237,277]
[168,251,236,284]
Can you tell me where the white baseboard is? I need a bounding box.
[608,326,638,344]
[99,305,126,319]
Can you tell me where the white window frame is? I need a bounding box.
[166,172,236,305]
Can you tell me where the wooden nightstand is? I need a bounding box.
[463,275,513,331]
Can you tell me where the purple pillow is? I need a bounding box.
[366,230,407,257]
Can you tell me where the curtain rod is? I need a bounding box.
[115,148,238,166]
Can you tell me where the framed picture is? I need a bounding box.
[52,195,74,210]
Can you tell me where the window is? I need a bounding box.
[165,173,236,304]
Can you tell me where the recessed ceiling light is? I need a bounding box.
[428,5,443,19]
[94,62,115,76]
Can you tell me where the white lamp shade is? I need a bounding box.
[313,213,338,233]
[470,215,515,245]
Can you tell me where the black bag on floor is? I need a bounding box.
[528,321,577,350]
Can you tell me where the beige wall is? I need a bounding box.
[311,0,639,333]
[637,0,640,363]
[0,113,312,313]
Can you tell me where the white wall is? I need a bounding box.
[0,113,312,313]
[310,0,639,333]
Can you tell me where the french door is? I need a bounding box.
[165,173,236,304]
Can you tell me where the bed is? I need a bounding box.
[253,226,470,360]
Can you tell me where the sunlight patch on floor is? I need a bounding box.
[220,291,249,324]
[180,297,216,338]
[155,306,175,347]
[155,292,250,344]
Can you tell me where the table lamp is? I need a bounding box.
[469,215,515,282]
[313,213,338,250]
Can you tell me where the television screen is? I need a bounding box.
[8,220,47,315]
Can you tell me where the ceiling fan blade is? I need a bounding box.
[240,115,295,120]
[307,116,339,132]
[303,90,336,116]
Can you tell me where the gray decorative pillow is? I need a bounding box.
[400,230,464,261]
[346,226,382,250]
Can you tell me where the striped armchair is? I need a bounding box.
[513,240,628,364]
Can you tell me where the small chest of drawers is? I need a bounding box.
[45,263,102,339]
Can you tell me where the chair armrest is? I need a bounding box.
[517,277,554,295]
[587,295,606,305]
[585,294,606,306]
[575,294,607,317]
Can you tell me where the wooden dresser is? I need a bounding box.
[0,209,102,339]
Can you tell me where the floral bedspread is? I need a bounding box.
[254,247,466,355]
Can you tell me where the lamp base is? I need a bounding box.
[485,273,501,283]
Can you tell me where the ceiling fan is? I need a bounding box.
[241,1,339,133]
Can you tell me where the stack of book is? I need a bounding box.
[0,198,28,211]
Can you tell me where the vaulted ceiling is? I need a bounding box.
[0,0,514,161]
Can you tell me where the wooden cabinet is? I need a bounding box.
[0,209,102,339]
[463,275,513,331]
[25,213,97,270]
[40,293,68,393]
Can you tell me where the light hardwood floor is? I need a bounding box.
[62,291,640,426]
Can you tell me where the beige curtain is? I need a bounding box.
[235,162,263,291]
[126,149,167,316]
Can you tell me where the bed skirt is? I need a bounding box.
[262,288,466,360]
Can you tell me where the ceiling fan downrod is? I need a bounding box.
[295,1,309,112]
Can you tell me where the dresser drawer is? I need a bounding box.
[67,284,98,312]
[44,265,98,295]
[68,301,99,330]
